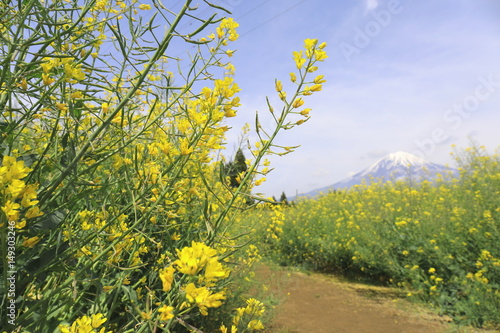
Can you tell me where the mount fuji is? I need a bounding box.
[299,151,457,198]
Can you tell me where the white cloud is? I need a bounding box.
[365,150,389,159]
[312,167,333,178]
[364,0,379,13]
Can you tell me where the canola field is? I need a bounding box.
[1,0,498,331]
[247,146,500,329]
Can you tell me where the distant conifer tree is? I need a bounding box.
[225,148,248,188]
[280,191,289,206]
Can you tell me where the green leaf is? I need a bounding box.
[30,209,66,232]
[61,132,70,149]
[21,153,38,167]
[69,100,83,120]
[0,121,9,132]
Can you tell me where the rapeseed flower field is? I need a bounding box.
[247,146,500,329]
[2,0,497,331]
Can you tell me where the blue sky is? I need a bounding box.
[212,0,500,198]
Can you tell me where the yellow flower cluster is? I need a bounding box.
[266,203,285,240]
[220,298,266,332]
[41,57,86,85]
[158,241,229,317]
[58,313,110,333]
[241,244,262,267]
[216,18,239,44]
[184,282,226,316]
[292,38,327,70]
[275,38,328,127]
[0,156,43,230]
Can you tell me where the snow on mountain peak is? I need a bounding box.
[384,151,427,166]
[363,151,427,175]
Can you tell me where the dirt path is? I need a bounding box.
[257,266,472,333]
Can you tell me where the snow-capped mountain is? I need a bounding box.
[299,152,456,198]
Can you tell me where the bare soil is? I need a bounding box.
[256,265,487,333]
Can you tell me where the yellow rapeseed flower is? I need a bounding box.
[293,51,306,69]
[314,48,328,61]
[300,108,311,116]
[313,74,326,84]
[275,80,284,95]
[309,84,322,92]
[158,305,174,321]
[63,63,86,82]
[159,266,175,292]
[292,98,304,108]
[22,236,40,248]
[304,38,318,51]
[2,200,20,222]
[254,178,266,186]
[179,138,194,155]
[58,313,109,333]
[174,241,217,275]
[42,74,55,86]
[248,319,264,330]
[184,283,226,315]
[90,314,107,328]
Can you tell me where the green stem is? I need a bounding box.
[38,0,193,207]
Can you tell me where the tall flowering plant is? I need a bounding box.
[0,0,327,331]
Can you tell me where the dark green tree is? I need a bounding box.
[279,191,289,206]
[225,148,248,188]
